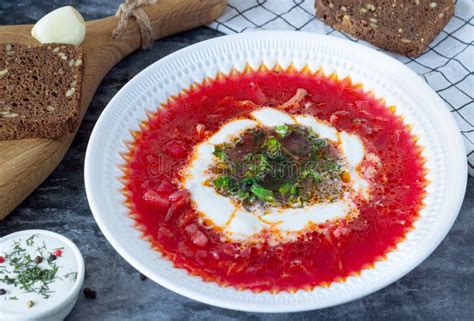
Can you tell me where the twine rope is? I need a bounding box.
[112,0,158,49]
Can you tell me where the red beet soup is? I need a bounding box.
[123,67,425,292]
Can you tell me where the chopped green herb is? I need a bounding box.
[275,125,290,137]
[26,234,38,247]
[212,147,226,160]
[0,235,75,300]
[302,166,323,183]
[265,137,281,159]
[290,185,299,196]
[312,172,323,182]
[64,272,77,281]
[278,182,293,195]
[236,190,251,200]
[255,154,271,178]
[213,176,233,189]
[209,124,345,208]
[251,185,275,202]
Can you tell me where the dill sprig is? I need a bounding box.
[0,235,60,299]
[64,272,77,281]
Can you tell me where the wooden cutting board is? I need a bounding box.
[0,0,227,220]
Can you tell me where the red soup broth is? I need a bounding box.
[123,68,426,292]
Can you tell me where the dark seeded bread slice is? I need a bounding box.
[0,43,83,140]
[315,0,454,57]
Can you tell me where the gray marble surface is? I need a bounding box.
[1,1,473,320]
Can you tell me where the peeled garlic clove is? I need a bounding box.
[31,6,86,45]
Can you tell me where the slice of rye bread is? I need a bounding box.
[315,1,455,57]
[0,43,83,140]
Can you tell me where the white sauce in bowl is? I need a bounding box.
[0,230,84,320]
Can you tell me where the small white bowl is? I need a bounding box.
[0,230,85,321]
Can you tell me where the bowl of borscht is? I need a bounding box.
[85,31,467,312]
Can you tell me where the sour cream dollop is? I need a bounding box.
[182,108,373,243]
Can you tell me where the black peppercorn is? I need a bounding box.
[83,287,97,299]
[0,288,6,295]
[34,256,43,264]
[48,254,57,262]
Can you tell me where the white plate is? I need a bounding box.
[84,31,467,312]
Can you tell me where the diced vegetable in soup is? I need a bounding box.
[123,67,425,292]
